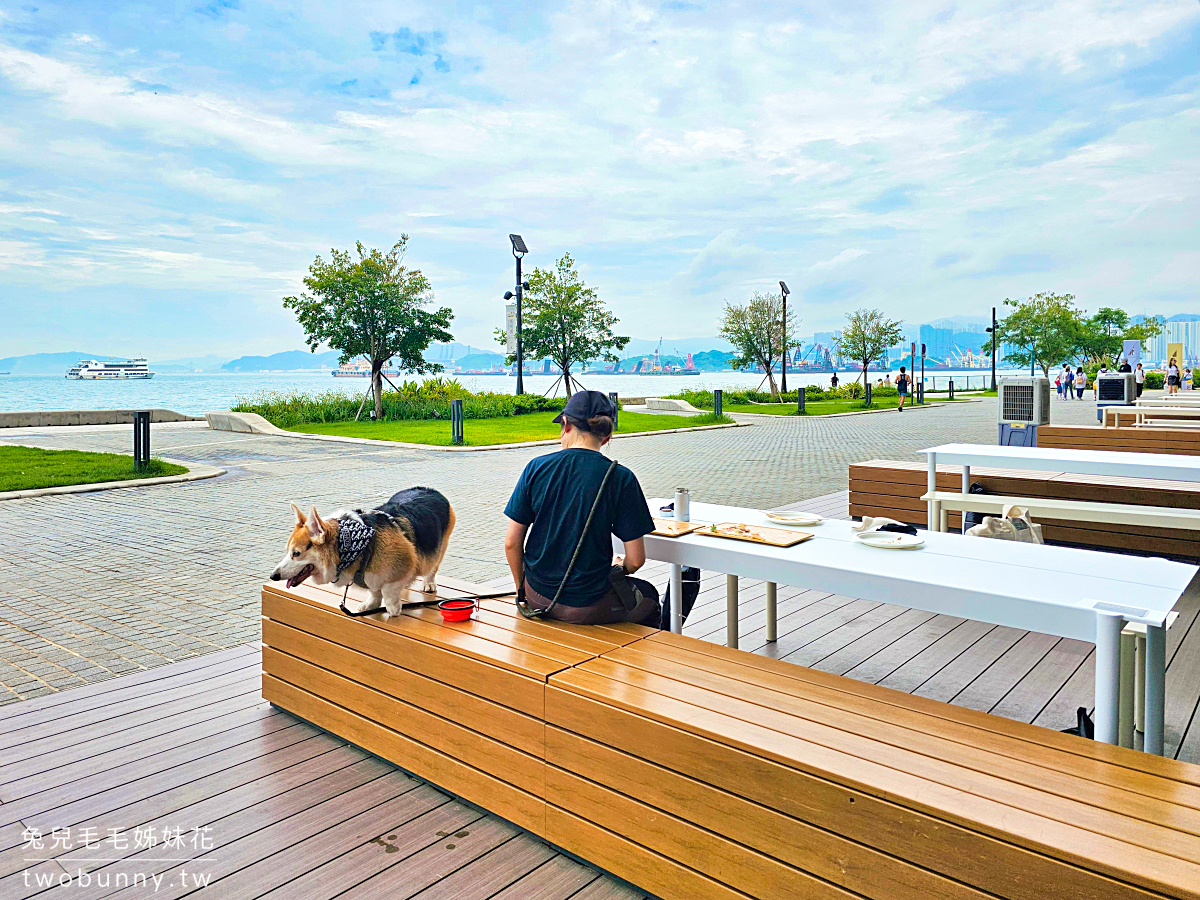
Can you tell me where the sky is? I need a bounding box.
[0,0,1197,359]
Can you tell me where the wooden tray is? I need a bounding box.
[695,522,814,548]
[652,518,706,537]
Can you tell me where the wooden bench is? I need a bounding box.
[851,459,1200,557]
[263,578,1200,900]
[1105,406,1200,428]
[922,489,1200,534]
[1037,424,1200,455]
[260,576,654,837]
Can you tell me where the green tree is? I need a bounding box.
[284,237,454,420]
[986,292,1083,375]
[834,308,903,391]
[495,252,629,396]
[719,291,799,399]
[1077,307,1164,367]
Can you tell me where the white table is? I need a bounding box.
[632,498,1196,755]
[1105,405,1200,427]
[921,443,1200,752]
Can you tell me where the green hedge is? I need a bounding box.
[668,383,890,407]
[233,377,564,427]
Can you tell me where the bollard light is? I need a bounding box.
[133,410,151,469]
[609,392,619,430]
[797,386,805,414]
[450,399,464,445]
[713,389,723,418]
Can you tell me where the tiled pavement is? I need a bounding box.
[0,398,1104,704]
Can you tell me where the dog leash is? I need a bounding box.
[339,586,519,617]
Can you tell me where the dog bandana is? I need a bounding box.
[335,515,375,583]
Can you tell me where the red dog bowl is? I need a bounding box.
[438,599,477,622]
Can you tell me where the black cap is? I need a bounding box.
[553,390,617,425]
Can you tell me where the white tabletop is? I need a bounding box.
[637,499,1196,639]
[921,442,1200,483]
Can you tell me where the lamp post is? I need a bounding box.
[986,307,997,392]
[504,234,529,395]
[779,281,790,394]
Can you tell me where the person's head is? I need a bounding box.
[1138,363,1143,369]
[1077,366,1083,373]
[900,366,906,374]
[554,390,616,450]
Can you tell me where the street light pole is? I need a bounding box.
[988,306,997,391]
[509,234,528,395]
[779,281,790,394]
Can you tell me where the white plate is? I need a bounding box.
[855,531,925,549]
[765,511,824,526]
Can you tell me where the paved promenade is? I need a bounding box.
[0,398,1103,703]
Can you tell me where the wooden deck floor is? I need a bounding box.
[3,491,1198,899]
[636,489,1200,763]
[0,644,647,900]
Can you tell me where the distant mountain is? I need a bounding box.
[613,350,736,373]
[424,342,496,362]
[158,354,233,371]
[0,351,108,375]
[1167,313,1200,322]
[451,351,506,372]
[622,336,733,356]
[221,350,342,372]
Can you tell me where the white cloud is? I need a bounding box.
[809,249,869,272]
[0,0,1198,354]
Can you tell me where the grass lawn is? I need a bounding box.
[287,410,733,446]
[0,446,188,492]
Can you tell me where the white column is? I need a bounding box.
[670,563,683,634]
[1093,612,1124,745]
[961,465,970,493]
[927,453,937,530]
[726,574,739,649]
[765,582,777,643]
[1144,622,1166,756]
[1118,630,1135,749]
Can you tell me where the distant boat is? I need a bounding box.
[331,359,400,378]
[66,359,154,380]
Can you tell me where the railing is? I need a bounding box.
[923,374,992,392]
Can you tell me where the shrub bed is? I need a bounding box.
[668,382,892,408]
[234,377,564,428]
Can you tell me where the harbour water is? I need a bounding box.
[0,369,1007,417]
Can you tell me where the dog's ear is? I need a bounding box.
[307,506,327,543]
[291,503,306,526]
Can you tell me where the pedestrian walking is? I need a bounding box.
[1076,367,1086,400]
[1064,366,1074,399]
[1135,362,1145,397]
[896,366,909,411]
[1168,358,1181,395]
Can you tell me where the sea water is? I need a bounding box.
[0,369,1006,416]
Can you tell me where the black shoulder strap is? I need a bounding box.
[516,458,619,620]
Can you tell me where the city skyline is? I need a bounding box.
[1,2,1198,358]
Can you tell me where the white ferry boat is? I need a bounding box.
[331,358,400,378]
[65,359,155,380]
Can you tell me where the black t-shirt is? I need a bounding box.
[505,448,655,606]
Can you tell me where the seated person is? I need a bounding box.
[504,391,660,626]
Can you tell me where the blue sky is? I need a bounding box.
[1,0,1197,358]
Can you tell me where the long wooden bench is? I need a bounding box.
[851,459,1200,557]
[262,578,1200,900]
[1038,424,1200,455]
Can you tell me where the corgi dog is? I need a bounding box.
[270,487,455,617]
